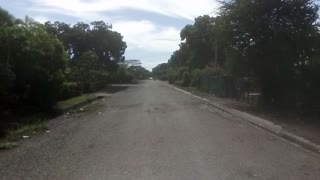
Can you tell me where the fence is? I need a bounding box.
[200,75,260,105]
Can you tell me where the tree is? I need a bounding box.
[0,8,16,102]
[152,63,168,80]
[220,0,320,106]
[70,51,98,85]
[177,15,227,69]
[44,20,128,87]
[128,66,151,80]
[45,20,127,71]
[0,17,67,109]
[0,7,14,26]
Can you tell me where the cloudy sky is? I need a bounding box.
[1,0,219,70]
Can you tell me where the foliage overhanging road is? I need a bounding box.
[0,80,320,179]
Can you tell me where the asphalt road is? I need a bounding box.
[1,80,320,180]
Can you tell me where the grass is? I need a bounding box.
[0,93,105,151]
[0,121,47,150]
[69,99,104,114]
[0,142,18,150]
[0,92,111,151]
[56,94,96,109]
[6,122,48,141]
[178,86,210,97]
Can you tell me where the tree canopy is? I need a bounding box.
[0,15,67,108]
[0,7,131,111]
[163,0,320,110]
[44,21,127,71]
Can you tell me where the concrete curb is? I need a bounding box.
[167,83,320,154]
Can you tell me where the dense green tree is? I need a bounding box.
[162,0,320,112]
[0,7,133,135]
[0,8,15,100]
[180,15,215,68]
[0,7,14,26]
[0,17,67,109]
[152,63,169,80]
[128,66,151,80]
[220,0,320,106]
[69,51,98,89]
[44,20,127,71]
[44,20,129,93]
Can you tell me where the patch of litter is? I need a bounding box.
[97,112,102,115]
[46,131,50,133]
[22,136,30,139]
[80,108,84,111]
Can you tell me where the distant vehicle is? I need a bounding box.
[149,77,154,80]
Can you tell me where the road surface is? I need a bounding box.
[0,80,320,179]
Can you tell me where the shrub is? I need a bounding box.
[167,68,178,84]
[109,66,134,84]
[190,69,205,88]
[181,71,191,87]
[90,81,107,91]
[177,67,189,80]
[174,80,184,86]
[0,63,15,106]
[0,20,67,109]
[60,82,81,100]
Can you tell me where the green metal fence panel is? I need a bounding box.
[200,75,244,98]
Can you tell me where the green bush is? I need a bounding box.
[177,67,189,80]
[168,67,190,85]
[109,66,134,84]
[167,68,178,84]
[190,69,205,88]
[90,80,108,91]
[181,71,191,87]
[159,74,168,81]
[174,80,184,86]
[152,63,168,80]
[0,19,67,109]
[60,82,81,100]
[0,63,15,104]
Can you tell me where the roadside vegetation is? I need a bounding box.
[0,7,150,141]
[56,94,96,110]
[153,0,320,118]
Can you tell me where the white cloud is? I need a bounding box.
[144,60,168,71]
[113,20,180,53]
[33,16,49,23]
[29,0,219,21]
[112,20,179,70]
[22,0,220,69]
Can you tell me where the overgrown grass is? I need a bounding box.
[0,120,47,150]
[6,122,47,141]
[178,86,209,98]
[0,142,18,150]
[56,94,95,109]
[69,98,104,114]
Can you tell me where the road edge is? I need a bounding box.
[165,82,320,154]
[54,95,107,114]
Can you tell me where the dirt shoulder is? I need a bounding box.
[178,86,320,146]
